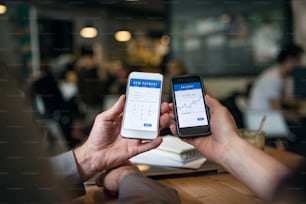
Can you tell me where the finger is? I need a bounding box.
[96,172,105,187]
[103,95,126,120]
[159,112,170,130]
[134,137,163,156]
[160,102,170,115]
[169,111,175,120]
[169,123,177,135]
[168,103,176,120]
[206,92,213,97]
[169,103,173,111]
[205,94,221,113]
[96,160,131,187]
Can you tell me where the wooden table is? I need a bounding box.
[73,147,304,204]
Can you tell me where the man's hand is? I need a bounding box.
[169,94,240,164]
[96,161,141,196]
[74,95,171,181]
[169,94,290,202]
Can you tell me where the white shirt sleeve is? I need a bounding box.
[249,67,283,110]
[263,76,282,100]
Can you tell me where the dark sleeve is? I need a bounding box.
[274,161,306,203]
[118,174,180,204]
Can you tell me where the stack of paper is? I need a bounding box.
[131,135,206,169]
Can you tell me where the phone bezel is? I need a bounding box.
[121,72,163,140]
[171,75,211,137]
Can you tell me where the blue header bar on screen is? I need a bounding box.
[174,82,201,91]
[130,79,161,88]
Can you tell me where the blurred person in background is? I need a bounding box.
[107,60,128,95]
[76,45,105,110]
[76,46,127,110]
[162,59,188,102]
[30,61,79,148]
[76,46,130,143]
[249,43,303,115]
[249,43,306,155]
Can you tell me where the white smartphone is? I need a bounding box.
[121,72,163,139]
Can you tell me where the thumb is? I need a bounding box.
[134,137,163,156]
[103,95,126,120]
[205,94,221,113]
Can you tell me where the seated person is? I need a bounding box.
[249,43,303,121]
[249,43,306,155]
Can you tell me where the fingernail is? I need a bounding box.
[206,93,212,97]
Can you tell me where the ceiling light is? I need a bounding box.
[115,31,132,42]
[0,4,7,15]
[80,26,98,38]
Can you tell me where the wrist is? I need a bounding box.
[97,163,142,193]
[118,166,142,182]
[74,142,104,181]
[218,133,244,168]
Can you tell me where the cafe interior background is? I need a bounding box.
[0,0,306,156]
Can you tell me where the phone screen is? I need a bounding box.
[174,82,208,128]
[123,78,162,131]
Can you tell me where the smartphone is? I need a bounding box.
[121,72,163,139]
[171,75,211,137]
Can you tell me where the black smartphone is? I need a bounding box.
[171,75,211,137]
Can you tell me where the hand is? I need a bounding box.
[74,95,171,181]
[96,161,141,196]
[169,94,240,164]
[170,95,291,202]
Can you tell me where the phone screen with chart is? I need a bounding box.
[174,82,208,128]
[123,78,161,131]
